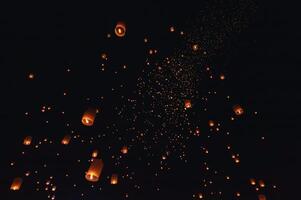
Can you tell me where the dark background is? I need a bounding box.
[0,1,300,199]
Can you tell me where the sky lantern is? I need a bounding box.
[258,194,267,200]
[28,73,34,79]
[81,108,96,126]
[233,105,244,115]
[220,74,225,80]
[192,44,199,51]
[169,26,175,32]
[85,159,104,182]
[194,127,200,136]
[184,99,192,109]
[250,178,256,186]
[23,136,32,145]
[92,150,98,158]
[258,180,265,188]
[208,120,215,127]
[110,174,118,185]
[114,22,126,37]
[121,146,128,154]
[10,177,23,191]
[100,53,108,60]
[61,135,71,145]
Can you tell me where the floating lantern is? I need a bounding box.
[28,73,34,79]
[258,180,265,188]
[81,108,96,126]
[184,99,192,109]
[170,26,175,32]
[250,178,256,186]
[208,120,215,127]
[192,44,199,51]
[233,105,244,115]
[121,146,128,154]
[101,53,107,60]
[258,194,267,200]
[114,22,126,37]
[23,136,32,145]
[194,128,200,136]
[220,74,225,80]
[85,159,104,182]
[92,150,98,158]
[10,177,22,191]
[61,135,71,145]
[110,174,118,185]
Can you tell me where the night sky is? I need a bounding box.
[0,1,299,199]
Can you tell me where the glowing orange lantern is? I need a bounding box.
[115,22,126,37]
[10,177,22,191]
[101,53,108,60]
[258,180,265,188]
[81,108,96,126]
[23,136,32,145]
[85,159,104,182]
[92,150,98,158]
[258,194,266,200]
[233,105,244,115]
[194,128,200,136]
[61,135,71,145]
[184,99,192,109]
[28,73,34,79]
[192,44,199,51]
[110,174,118,185]
[197,193,203,199]
[121,146,128,154]
[208,120,215,127]
[250,178,256,186]
[220,74,225,80]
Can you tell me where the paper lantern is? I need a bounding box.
[92,150,98,158]
[194,128,200,136]
[85,159,104,182]
[258,180,265,188]
[250,178,256,185]
[220,74,225,80]
[23,136,32,145]
[192,44,199,51]
[61,135,71,145]
[258,194,267,200]
[121,146,128,154]
[10,177,22,191]
[208,120,215,127]
[184,99,192,109]
[233,105,244,115]
[114,22,126,37]
[81,108,96,126]
[110,174,118,185]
